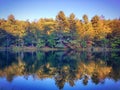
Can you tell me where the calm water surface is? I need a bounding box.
[0,51,120,90]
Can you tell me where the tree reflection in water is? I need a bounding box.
[0,51,120,89]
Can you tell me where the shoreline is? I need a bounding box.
[0,46,120,52]
[0,46,67,52]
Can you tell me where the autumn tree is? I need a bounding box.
[8,14,15,24]
[82,15,94,47]
[91,15,111,47]
[0,12,119,49]
[55,11,70,48]
[83,14,89,24]
[56,11,69,32]
[68,13,76,33]
[107,19,120,48]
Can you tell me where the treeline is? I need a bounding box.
[0,11,120,49]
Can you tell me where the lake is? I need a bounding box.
[0,50,120,90]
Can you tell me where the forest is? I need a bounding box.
[0,11,120,50]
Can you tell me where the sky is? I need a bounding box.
[0,0,120,21]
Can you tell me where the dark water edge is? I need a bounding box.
[0,50,120,90]
[0,46,120,52]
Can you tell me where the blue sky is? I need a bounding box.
[0,0,120,21]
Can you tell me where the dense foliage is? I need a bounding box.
[0,11,120,49]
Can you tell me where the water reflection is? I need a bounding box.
[0,51,120,90]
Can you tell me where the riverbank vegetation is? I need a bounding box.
[0,11,120,50]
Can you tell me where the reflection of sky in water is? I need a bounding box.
[0,51,120,90]
[0,76,57,90]
[0,76,120,90]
